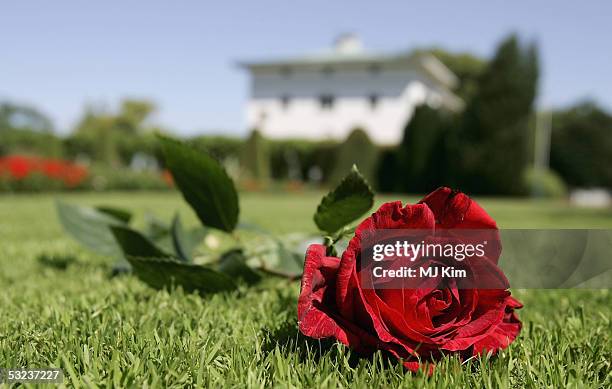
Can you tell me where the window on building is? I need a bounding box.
[257,110,268,127]
[322,66,335,77]
[281,95,291,110]
[369,94,379,110]
[320,95,335,110]
[280,66,292,78]
[368,64,381,75]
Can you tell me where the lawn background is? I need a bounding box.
[1,191,610,387]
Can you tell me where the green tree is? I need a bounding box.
[0,101,62,157]
[0,102,53,133]
[458,34,539,195]
[375,148,399,193]
[69,99,159,165]
[418,48,486,101]
[70,108,119,165]
[550,102,612,189]
[116,100,156,134]
[395,105,456,193]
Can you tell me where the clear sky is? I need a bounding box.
[1,1,611,136]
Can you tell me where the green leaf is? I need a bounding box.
[158,135,239,232]
[144,212,171,242]
[111,260,132,277]
[274,242,305,278]
[170,214,207,262]
[56,201,126,256]
[237,222,272,235]
[171,214,191,262]
[142,213,174,252]
[186,227,208,250]
[217,248,261,285]
[142,213,207,256]
[313,165,374,234]
[110,225,233,293]
[256,240,304,279]
[95,206,133,224]
[126,256,237,293]
[110,225,171,259]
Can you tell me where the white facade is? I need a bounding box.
[240,35,462,145]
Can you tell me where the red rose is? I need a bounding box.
[298,187,522,373]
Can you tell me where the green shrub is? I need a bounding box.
[87,165,171,191]
[63,131,118,165]
[240,130,270,181]
[0,129,64,157]
[269,139,338,182]
[0,171,87,193]
[188,135,243,162]
[550,102,612,189]
[116,133,159,166]
[329,128,379,186]
[523,167,567,198]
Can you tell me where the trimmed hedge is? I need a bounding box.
[329,128,379,186]
[240,130,270,181]
[269,139,339,183]
[522,167,567,198]
[0,129,64,158]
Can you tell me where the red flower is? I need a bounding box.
[298,187,522,373]
[161,170,174,187]
[0,155,88,188]
[41,159,65,178]
[61,165,88,187]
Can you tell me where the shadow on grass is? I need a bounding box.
[37,253,78,270]
[261,320,399,369]
[36,252,132,279]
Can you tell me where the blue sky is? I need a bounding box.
[1,1,611,135]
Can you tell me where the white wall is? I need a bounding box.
[245,66,448,145]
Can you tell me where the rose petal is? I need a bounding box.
[298,244,347,340]
[419,187,497,229]
[441,289,510,351]
[420,187,502,264]
[472,296,523,355]
[298,244,379,353]
[338,202,436,313]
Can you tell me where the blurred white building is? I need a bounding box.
[239,34,462,145]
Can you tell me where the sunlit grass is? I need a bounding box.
[0,191,610,387]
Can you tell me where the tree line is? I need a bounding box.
[1,34,611,194]
[377,34,611,195]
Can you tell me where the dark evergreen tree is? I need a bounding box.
[417,48,486,101]
[375,148,399,193]
[458,34,539,195]
[550,102,612,189]
[395,105,455,193]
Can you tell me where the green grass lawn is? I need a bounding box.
[1,191,611,388]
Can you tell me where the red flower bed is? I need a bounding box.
[0,155,88,189]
